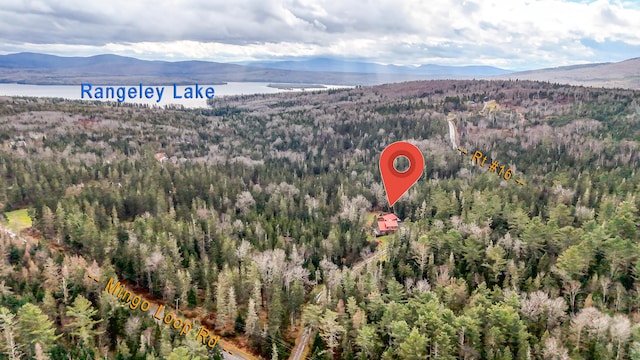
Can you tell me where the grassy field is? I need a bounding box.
[3,209,32,233]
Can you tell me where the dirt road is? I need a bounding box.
[287,246,388,360]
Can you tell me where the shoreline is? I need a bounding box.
[267,83,327,89]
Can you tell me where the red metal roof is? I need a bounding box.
[381,213,399,221]
[377,220,388,231]
[376,213,399,232]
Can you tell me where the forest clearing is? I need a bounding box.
[2,209,31,233]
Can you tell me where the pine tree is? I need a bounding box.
[42,290,57,313]
[40,205,56,241]
[411,238,431,279]
[355,324,379,358]
[215,272,229,330]
[245,298,259,337]
[16,303,60,357]
[54,202,66,245]
[398,328,428,360]
[227,287,238,329]
[252,278,263,312]
[65,295,103,348]
[267,285,284,337]
[182,332,209,359]
[318,309,345,355]
[167,346,201,360]
[117,338,132,359]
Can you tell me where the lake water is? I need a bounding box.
[0,82,351,108]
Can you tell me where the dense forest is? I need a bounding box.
[0,79,638,359]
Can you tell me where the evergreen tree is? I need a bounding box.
[355,324,379,358]
[227,287,238,330]
[65,295,103,348]
[318,309,345,356]
[215,272,229,330]
[245,297,259,337]
[167,346,201,360]
[398,328,428,360]
[16,303,60,357]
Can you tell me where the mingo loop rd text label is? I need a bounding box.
[104,277,221,349]
[80,83,215,103]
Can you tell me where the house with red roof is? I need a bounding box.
[373,213,400,236]
[155,152,168,162]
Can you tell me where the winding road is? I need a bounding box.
[287,246,388,360]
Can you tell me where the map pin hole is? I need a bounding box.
[393,155,410,173]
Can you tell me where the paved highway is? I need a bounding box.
[220,342,248,360]
[289,327,313,360]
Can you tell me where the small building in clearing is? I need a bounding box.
[373,213,400,236]
[155,152,168,162]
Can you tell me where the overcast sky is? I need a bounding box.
[1,0,639,70]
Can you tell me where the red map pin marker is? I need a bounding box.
[379,142,425,207]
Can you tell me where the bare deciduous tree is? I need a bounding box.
[572,307,609,351]
[34,343,50,360]
[253,249,286,286]
[436,265,451,287]
[42,258,60,292]
[543,336,569,360]
[563,280,581,313]
[235,191,255,215]
[521,291,567,330]
[144,249,164,292]
[235,239,251,282]
[609,314,631,360]
[411,238,430,279]
[0,307,22,360]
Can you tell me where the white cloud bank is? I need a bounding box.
[0,0,639,70]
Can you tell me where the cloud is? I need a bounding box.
[0,0,638,69]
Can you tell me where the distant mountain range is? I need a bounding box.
[238,57,511,77]
[498,58,640,89]
[0,52,638,89]
[0,52,509,86]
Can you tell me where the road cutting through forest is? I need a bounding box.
[288,245,388,360]
[4,208,387,360]
[9,217,258,360]
[91,273,258,360]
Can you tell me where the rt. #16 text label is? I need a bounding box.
[457,147,526,187]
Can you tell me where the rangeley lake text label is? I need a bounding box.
[81,83,215,103]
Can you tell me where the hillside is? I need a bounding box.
[0,52,484,86]
[498,57,640,89]
[4,52,639,90]
[241,57,511,77]
[0,79,638,359]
